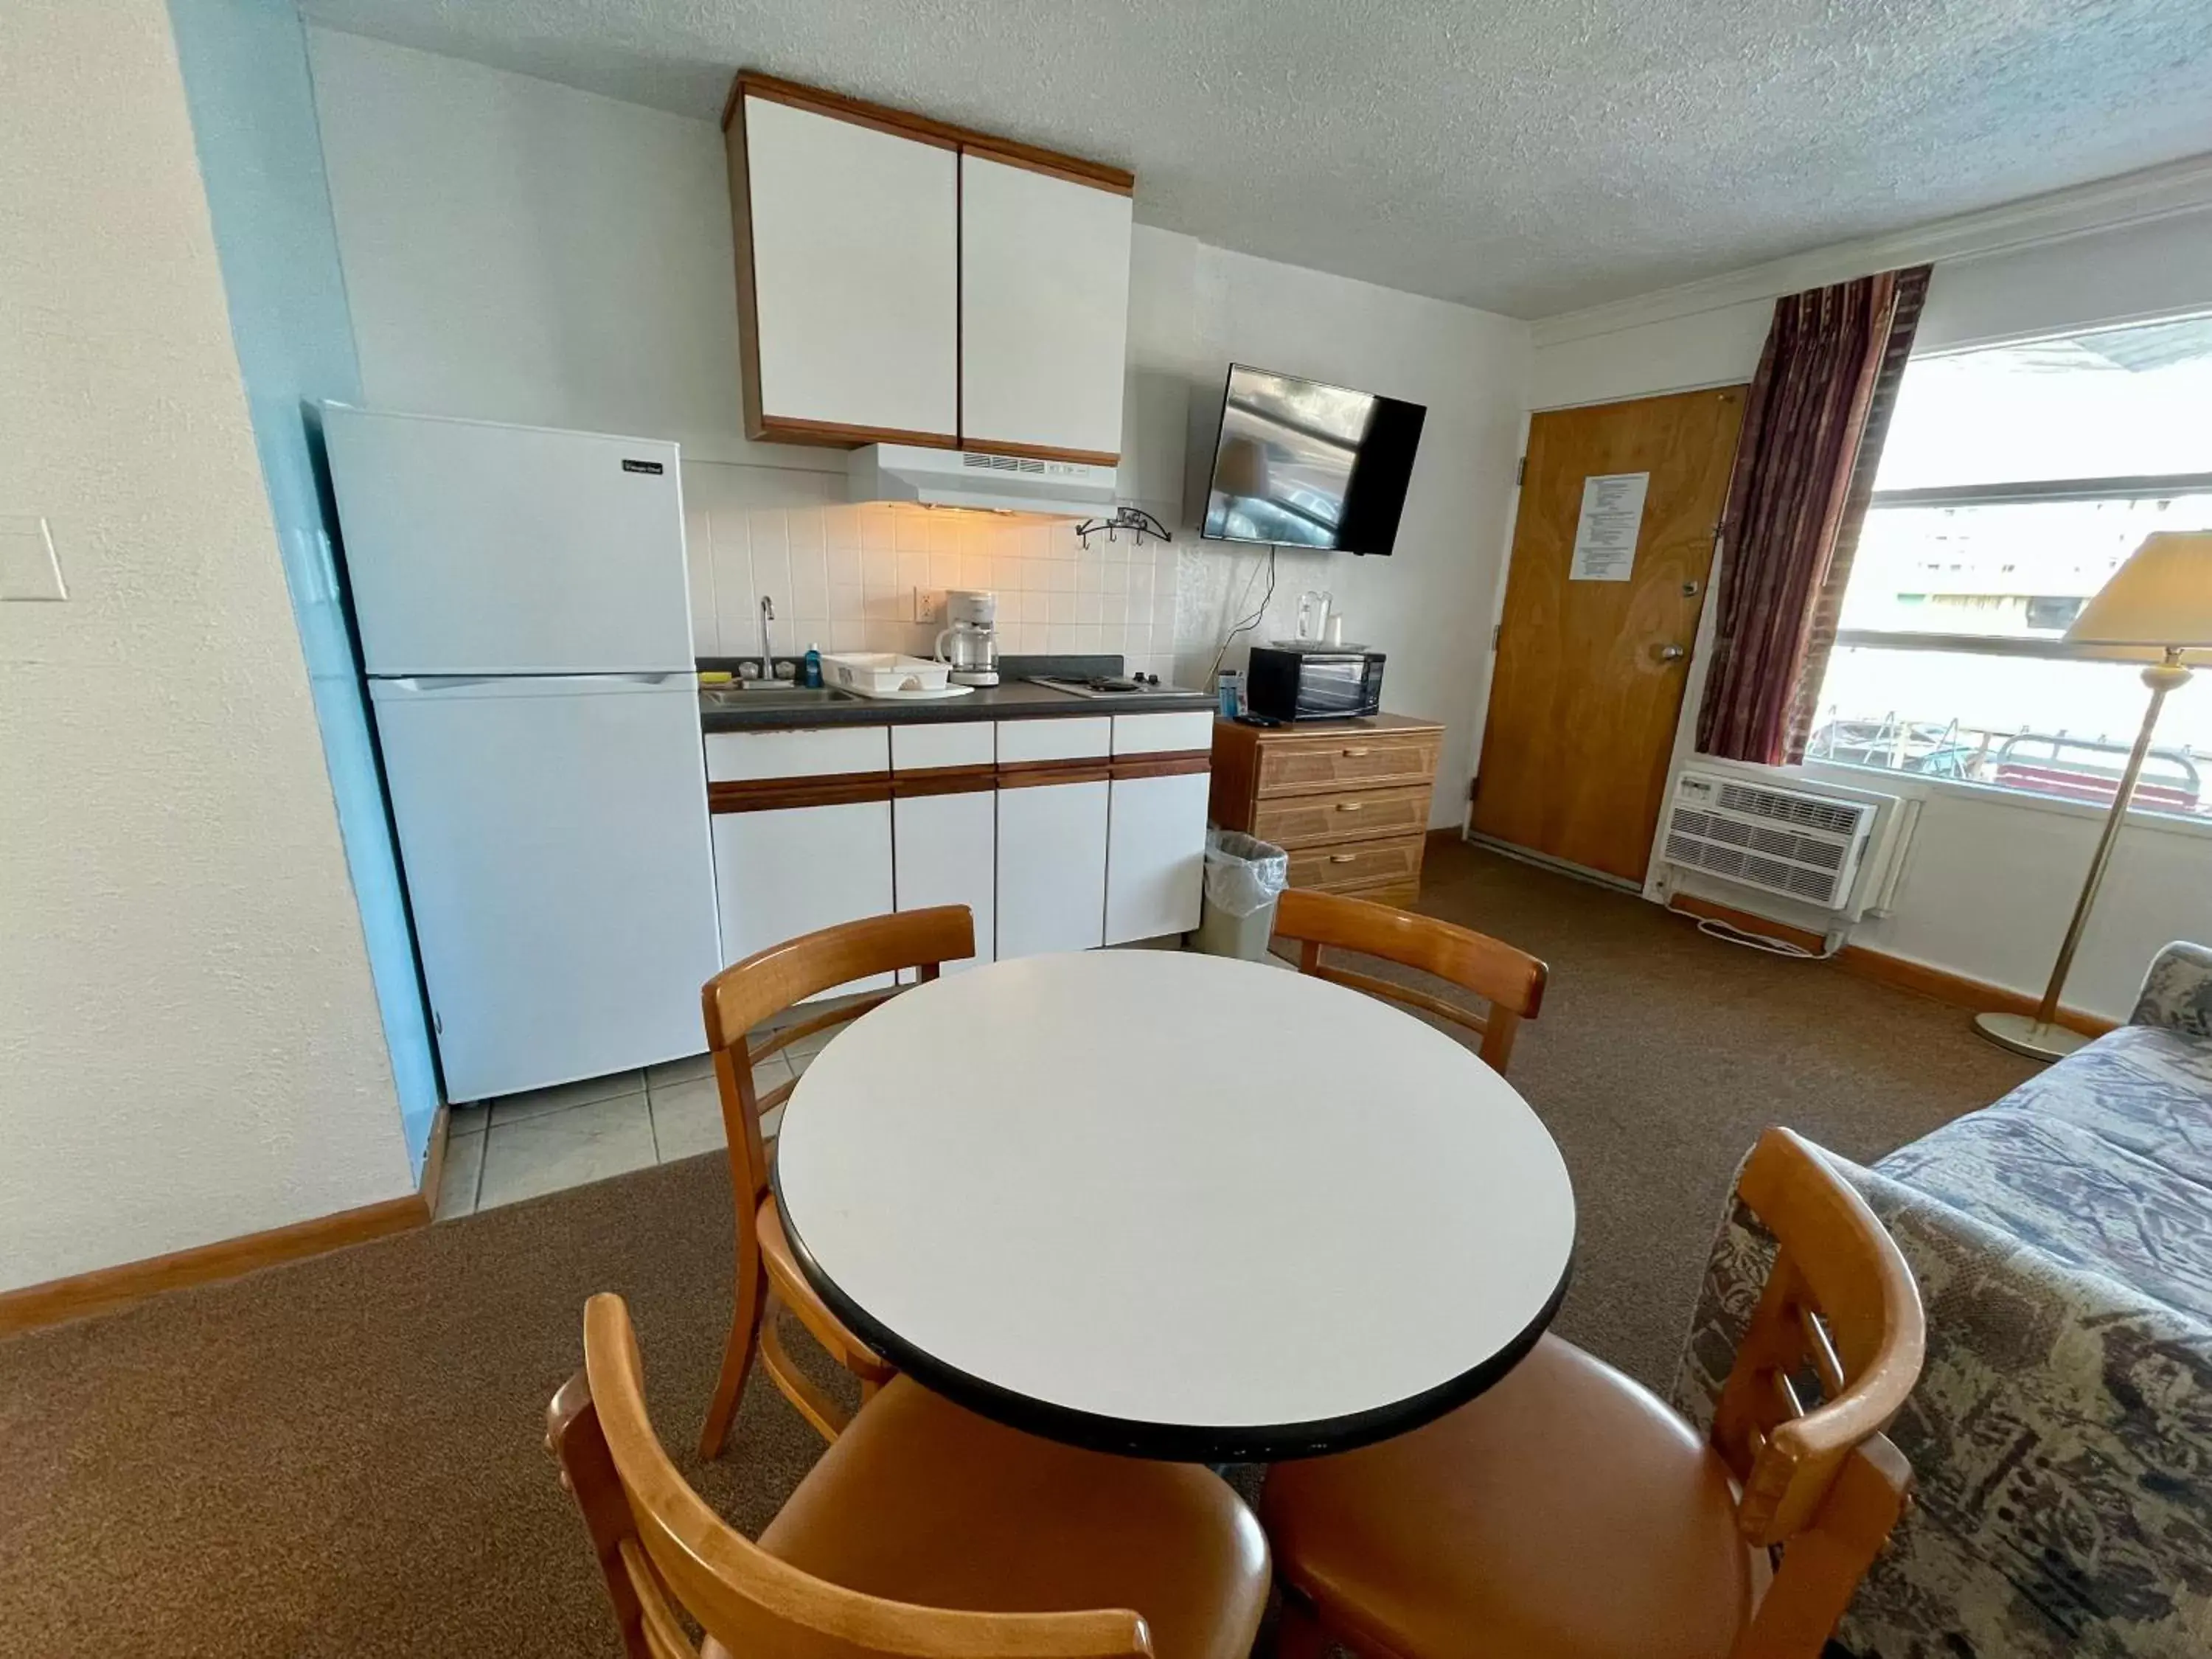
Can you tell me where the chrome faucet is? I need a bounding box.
[757,594,776,672]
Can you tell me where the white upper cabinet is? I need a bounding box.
[959,153,1133,462]
[725,76,1131,465]
[734,91,959,443]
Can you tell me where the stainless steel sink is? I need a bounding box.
[699,684,856,709]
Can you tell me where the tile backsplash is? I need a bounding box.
[682,460,1181,682]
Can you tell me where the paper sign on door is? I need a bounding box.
[1568,473,1649,582]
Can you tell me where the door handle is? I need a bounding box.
[1655,644,1688,662]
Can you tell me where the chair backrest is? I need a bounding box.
[549,1293,1152,1659]
[1269,888,1548,1072]
[701,906,974,1208]
[1709,1128,1927,1655]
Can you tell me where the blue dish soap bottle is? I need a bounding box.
[802,641,823,689]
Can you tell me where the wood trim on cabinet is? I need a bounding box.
[890,763,998,799]
[709,773,894,814]
[751,414,961,451]
[726,91,768,447]
[1664,893,2116,1037]
[995,758,1112,790]
[1109,751,1211,782]
[955,134,964,456]
[961,140,1135,196]
[726,753,1206,799]
[736,75,961,148]
[725,71,1134,192]
[956,434,1121,468]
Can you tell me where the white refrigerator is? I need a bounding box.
[324,407,722,1102]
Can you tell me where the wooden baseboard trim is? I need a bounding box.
[417,1103,451,1222]
[0,1110,448,1339]
[1666,894,2115,1038]
[1837,948,2116,1039]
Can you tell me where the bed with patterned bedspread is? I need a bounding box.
[1672,942,2212,1659]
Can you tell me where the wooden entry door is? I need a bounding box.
[1472,387,1747,885]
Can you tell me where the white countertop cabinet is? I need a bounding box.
[1104,770,1209,945]
[707,712,1210,981]
[891,720,996,975]
[997,779,1111,959]
[713,803,897,998]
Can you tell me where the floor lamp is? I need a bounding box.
[1975,531,2212,1061]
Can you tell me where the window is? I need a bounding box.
[1806,313,2212,818]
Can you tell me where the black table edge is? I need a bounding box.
[770,1160,1576,1464]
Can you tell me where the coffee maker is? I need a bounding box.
[934,590,1000,686]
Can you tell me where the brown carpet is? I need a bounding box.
[0,842,2037,1658]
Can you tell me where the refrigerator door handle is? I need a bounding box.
[374,672,695,695]
[379,676,498,692]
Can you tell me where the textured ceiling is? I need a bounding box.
[299,0,2212,318]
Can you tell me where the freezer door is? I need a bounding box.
[369,673,721,1101]
[327,406,692,675]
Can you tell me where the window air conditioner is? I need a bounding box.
[1661,769,1882,915]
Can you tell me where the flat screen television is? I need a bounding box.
[1199,364,1426,556]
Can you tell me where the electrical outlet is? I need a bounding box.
[911,586,946,625]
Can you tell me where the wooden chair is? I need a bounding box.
[1259,1127,1927,1659]
[1269,888,1548,1072]
[695,905,974,1459]
[550,1292,1271,1659]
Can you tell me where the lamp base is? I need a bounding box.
[1972,1011,2090,1063]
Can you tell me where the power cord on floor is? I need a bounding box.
[1691,914,1844,961]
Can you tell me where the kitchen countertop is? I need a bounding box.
[695,655,1213,731]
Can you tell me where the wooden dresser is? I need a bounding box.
[1208,714,1444,905]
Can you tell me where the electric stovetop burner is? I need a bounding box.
[1026,673,1172,698]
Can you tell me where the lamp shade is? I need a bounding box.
[1214,434,1271,500]
[2065,531,2212,662]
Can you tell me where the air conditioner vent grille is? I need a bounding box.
[1663,771,1880,914]
[1717,781,1861,836]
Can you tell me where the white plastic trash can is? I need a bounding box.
[1194,830,1290,961]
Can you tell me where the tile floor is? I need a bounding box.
[435,1017,835,1222]
[433,941,1214,1222]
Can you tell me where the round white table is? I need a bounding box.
[771,947,1576,1461]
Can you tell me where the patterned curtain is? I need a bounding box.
[1696,265,1932,764]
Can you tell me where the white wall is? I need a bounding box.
[308,27,815,473]
[305,28,1534,830]
[1161,237,1531,827]
[1526,178,2212,1020]
[0,0,413,1291]
[1528,159,2212,408]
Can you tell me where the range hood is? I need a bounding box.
[848,444,1119,518]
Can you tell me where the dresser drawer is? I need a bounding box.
[1287,832,1426,894]
[1253,785,1430,851]
[1256,731,1440,796]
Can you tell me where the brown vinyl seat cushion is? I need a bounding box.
[1260,1335,1755,1659]
[757,1376,1271,1659]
